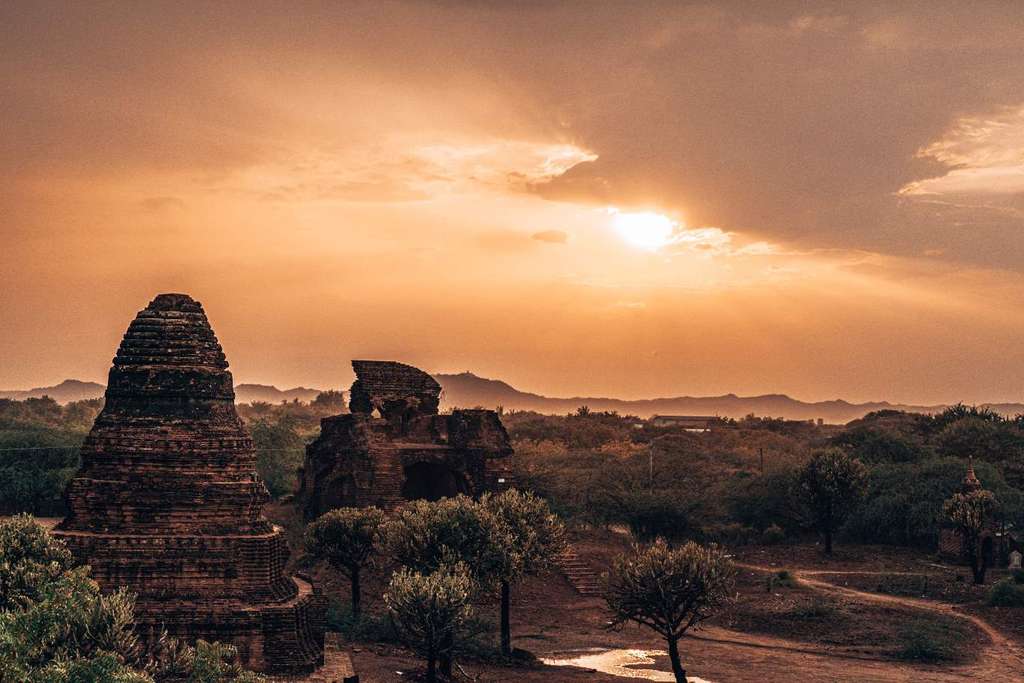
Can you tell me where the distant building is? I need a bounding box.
[648,415,718,431]
[938,459,1019,567]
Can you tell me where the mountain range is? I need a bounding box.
[0,379,321,405]
[5,374,1023,424]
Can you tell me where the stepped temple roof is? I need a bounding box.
[54,293,324,675]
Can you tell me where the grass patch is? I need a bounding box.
[896,618,972,663]
[788,597,838,621]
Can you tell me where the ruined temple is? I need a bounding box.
[299,360,514,519]
[53,293,324,675]
[938,458,1014,567]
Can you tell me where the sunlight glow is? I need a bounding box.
[609,209,678,250]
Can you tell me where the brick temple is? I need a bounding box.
[299,360,514,520]
[53,293,325,675]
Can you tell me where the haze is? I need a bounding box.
[4,1,1024,405]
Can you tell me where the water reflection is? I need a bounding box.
[541,648,714,682]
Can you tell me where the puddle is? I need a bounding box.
[541,648,715,682]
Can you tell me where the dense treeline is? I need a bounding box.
[0,395,340,515]
[507,405,1024,550]
[0,398,100,516]
[4,396,1024,552]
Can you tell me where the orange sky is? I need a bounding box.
[4,1,1024,404]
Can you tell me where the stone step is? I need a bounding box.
[553,545,603,598]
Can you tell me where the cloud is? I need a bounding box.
[900,105,1024,197]
[531,229,568,244]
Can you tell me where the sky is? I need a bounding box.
[4,1,1024,405]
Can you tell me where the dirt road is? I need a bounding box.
[695,562,1024,682]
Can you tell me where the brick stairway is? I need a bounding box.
[554,546,603,597]
[273,633,358,683]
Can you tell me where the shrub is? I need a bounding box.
[762,524,785,545]
[610,490,696,542]
[0,514,74,611]
[987,578,1024,607]
[766,569,798,592]
[325,601,398,642]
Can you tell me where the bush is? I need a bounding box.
[325,601,398,642]
[762,524,785,545]
[1011,568,1024,584]
[987,578,1024,607]
[766,570,797,592]
[610,490,696,542]
[726,468,803,534]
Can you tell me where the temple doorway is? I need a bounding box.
[401,462,470,501]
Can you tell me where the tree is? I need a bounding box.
[944,488,998,584]
[383,496,504,581]
[383,496,504,677]
[798,448,867,554]
[249,417,305,498]
[384,565,474,683]
[606,539,735,683]
[481,490,566,655]
[305,507,385,618]
[311,390,347,414]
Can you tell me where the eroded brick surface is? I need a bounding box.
[299,360,514,519]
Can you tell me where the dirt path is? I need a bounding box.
[731,562,1024,681]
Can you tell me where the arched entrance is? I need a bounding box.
[401,461,470,502]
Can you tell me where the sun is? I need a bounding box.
[609,209,678,250]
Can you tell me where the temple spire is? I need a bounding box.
[964,455,982,491]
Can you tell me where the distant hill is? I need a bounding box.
[434,372,971,424]
[0,380,323,406]
[0,379,105,403]
[233,383,322,404]
[6,373,1023,424]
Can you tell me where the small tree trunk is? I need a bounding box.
[351,566,361,618]
[500,580,512,655]
[968,544,984,585]
[824,527,833,555]
[440,633,453,679]
[426,653,437,683]
[667,636,687,683]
